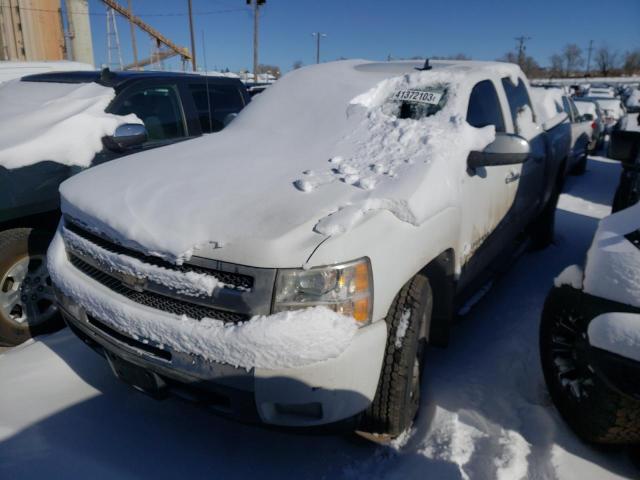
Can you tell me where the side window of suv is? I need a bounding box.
[111,84,186,143]
[189,84,246,133]
[501,77,534,127]
[466,80,505,132]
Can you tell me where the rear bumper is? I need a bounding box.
[56,287,387,428]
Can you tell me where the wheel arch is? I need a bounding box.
[419,248,455,347]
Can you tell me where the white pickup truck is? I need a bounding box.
[49,60,569,436]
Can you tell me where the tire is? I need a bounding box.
[540,287,640,444]
[530,167,564,250]
[0,228,63,346]
[571,154,587,175]
[360,274,433,437]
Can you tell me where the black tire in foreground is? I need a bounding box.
[540,286,640,444]
[360,274,432,437]
[0,228,63,346]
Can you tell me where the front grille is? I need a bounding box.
[69,253,248,323]
[64,219,254,291]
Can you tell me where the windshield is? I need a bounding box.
[383,84,448,120]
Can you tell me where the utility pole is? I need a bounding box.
[127,0,138,69]
[246,0,265,81]
[585,39,594,76]
[514,35,531,68]
[187,0,196,71]
[312,32,327,64]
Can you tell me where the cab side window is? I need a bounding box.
[467,80,505,132]
[501,77,534,126]
[111,85,186,143]
[189,84,246,133]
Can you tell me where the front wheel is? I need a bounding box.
[540,287,640,444]
[0,228,62,346]
[360,274,432,437]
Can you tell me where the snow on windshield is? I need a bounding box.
[296,69,499,236]
[0,79,140,169]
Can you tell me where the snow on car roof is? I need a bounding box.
[59,59,521,265]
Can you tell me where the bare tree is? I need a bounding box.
[595,45,618,77]
[562,43,584,76]
[292,60,303,70]
[623,49,640,76]
[256,64,281,79]
[549,54,564,77]
[498,51,540,76]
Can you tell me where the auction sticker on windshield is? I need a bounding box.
[392,89,442,105]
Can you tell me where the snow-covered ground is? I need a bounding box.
[0,155,638,479]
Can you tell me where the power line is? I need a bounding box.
[585,39,594,76]
[0,3,249,17]
[514,35,531,65]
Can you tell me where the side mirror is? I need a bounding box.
[104,123,147,152]
[468,133,531,169]
[608,130,640,165]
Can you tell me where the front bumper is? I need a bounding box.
[56,287,387,428]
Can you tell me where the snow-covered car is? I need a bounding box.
[609,127,640,212]
[540,206,640,443]
[582,97,627,133]
[625,89,640,114]
[586,86,615,98]
[531,86,590,173]
[50,60,569,436]
[574,99,605,151]
[0,70,250,346]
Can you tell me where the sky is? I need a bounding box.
[79,0,640,73]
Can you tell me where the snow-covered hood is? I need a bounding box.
[60,60,519,266]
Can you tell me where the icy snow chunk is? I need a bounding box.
[554,265,584,290]
[48,230,358,370]
[394,309,411,348]
[61,225,224,297]
[514,104,540,137]
[583,203,640,307]
[0,80,141,169]
[588,312,640,362]
[293,179,315,192]
[530,87,568,130]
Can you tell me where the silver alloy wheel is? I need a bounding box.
[0,255,57,327]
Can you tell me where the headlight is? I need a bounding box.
[272,257,373,325]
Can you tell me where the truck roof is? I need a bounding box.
[19,69,243,88]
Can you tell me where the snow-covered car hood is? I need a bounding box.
[60,60,519,267]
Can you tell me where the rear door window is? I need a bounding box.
[189,84,246,133]
[111,84,186,143]
[466,80,505,132]
[501,77,534,126]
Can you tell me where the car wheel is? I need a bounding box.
[360,274,432,437]
[0,228,62,346]
[540,286,640,444]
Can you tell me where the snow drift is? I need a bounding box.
[0,79,140,169]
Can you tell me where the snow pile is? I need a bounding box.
[554,264,584,289]
[58,60,520,265]
[588,312,640,362]
[583,203,640,307]
[514,104,540,137]
[0,79,140,169]
[48,229,358,369]
[394,309,411,348]
[626,89,640,109]
[62,225,224,297]
[530,87,567,129]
